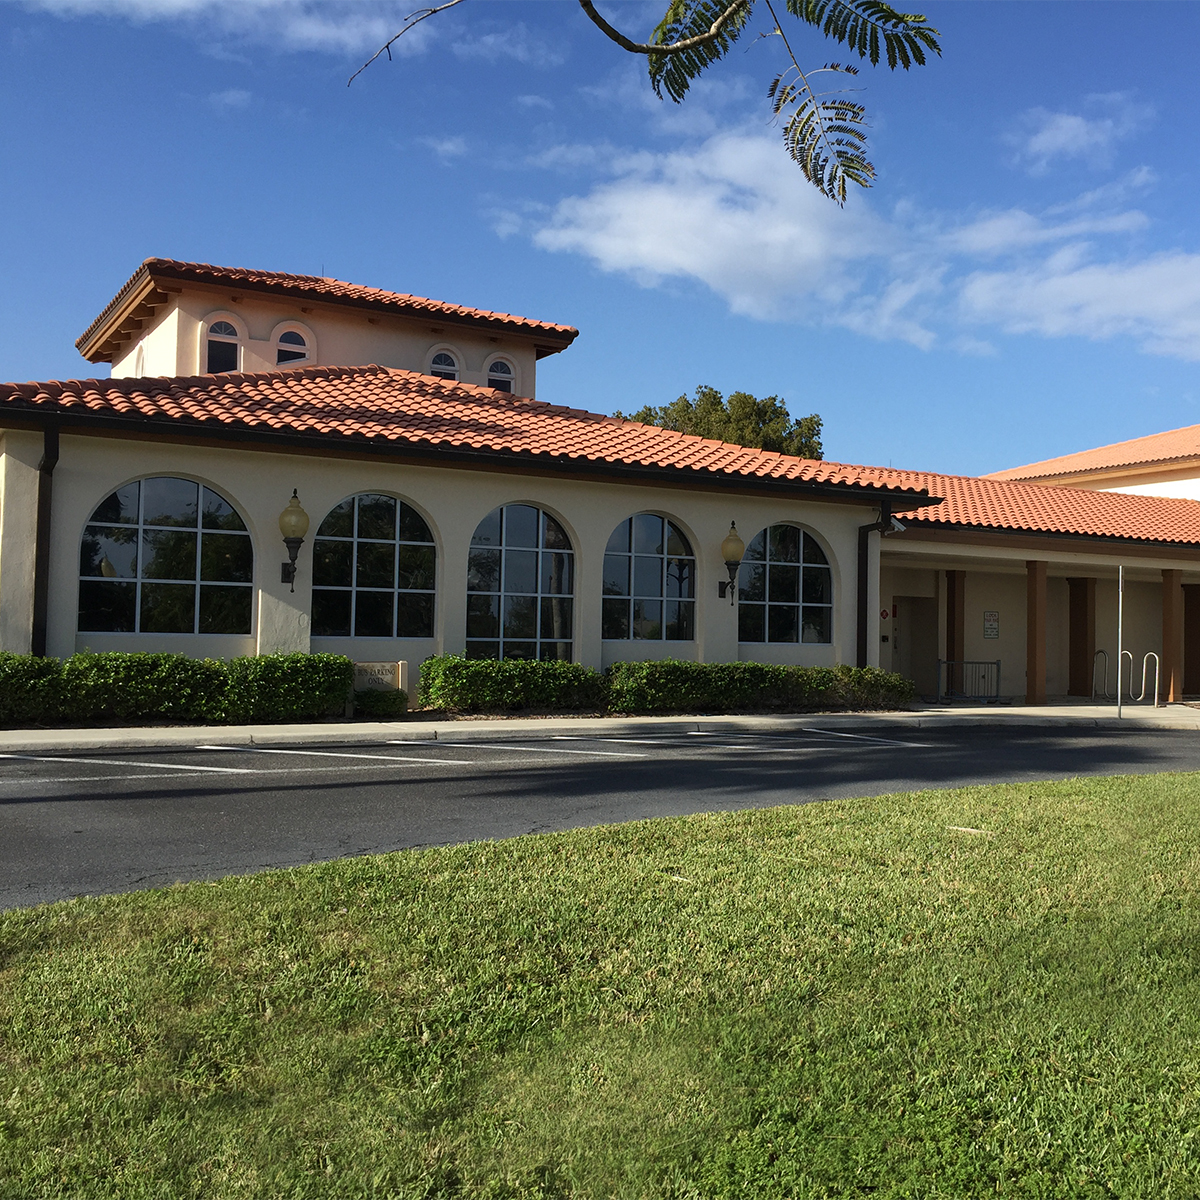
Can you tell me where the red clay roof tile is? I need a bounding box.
[889,468,1200,546]
[5,363,1200,545]
[985,423,1200,482]
[77,258,578,357]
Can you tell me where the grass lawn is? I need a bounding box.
[3,775,1200,1198]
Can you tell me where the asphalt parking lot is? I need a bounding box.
[4,723,1200,909]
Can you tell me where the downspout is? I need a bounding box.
[856,500,898,668]
[31,421,60,657]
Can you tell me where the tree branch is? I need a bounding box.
[577,0,750,56]
[348,0,469,86]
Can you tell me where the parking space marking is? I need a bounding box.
[552,736,669,746]
[199,745,473,766]
[802,727,928,748]
[387,740,646,759]
[0,753,252,774]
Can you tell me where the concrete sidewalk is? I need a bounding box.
[0,701,1197,755]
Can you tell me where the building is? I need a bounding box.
[2,257,1200,704]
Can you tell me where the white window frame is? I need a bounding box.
[428,345,463,382]
[202,313,244,375]
[486,356,517,393]
[269,321,316,368]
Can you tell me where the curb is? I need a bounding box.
[0,707,1198,755]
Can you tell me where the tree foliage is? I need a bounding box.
[616,385,823,459]
[355,0,940,204]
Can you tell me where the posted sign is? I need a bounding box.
[983,611,999,639]
[354,661,409,703]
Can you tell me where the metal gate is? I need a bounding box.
[937,659,1001,701]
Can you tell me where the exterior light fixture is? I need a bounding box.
[278,489,310,592]
[717,521,746,605]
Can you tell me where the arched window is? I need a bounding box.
[487,360,513,392]
[430,352,458,381]
[738,525,832,644]
[311,494,435,638]
[467,504,573,660]
[206,320,239,374]
[602,514,695,640]
[276,330,308,365]
[78,477,253,634]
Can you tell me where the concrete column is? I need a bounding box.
[1066,576,1096,697]
[1026,560,1048,705]
[1162,568,1184,702]
[945,569,965,692]
[0,431,41,654]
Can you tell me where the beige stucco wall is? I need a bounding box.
[0,430,40,654]
[19,432,875,688]
[110,286,542,397]
[1107,477,1200,502]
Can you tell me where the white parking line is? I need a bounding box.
[0,753,251,773]
[802,728,928,748]
[199,745,472,766]
[387,740,646,759]
[552,735,668,746]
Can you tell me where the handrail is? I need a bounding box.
[1092,649,1111,700]
[1137,651,1161,707]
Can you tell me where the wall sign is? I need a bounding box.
[983,611,999,639]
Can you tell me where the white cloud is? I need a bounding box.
[9,0,438,56]
[207,86,251,110]
[421,135,468,163]
[452,22,564,67]
[535,130,894,324]
[516,94,554,111]
[1006,93,1153,174]
[959,250,1200,361]
[531,125,1200,362]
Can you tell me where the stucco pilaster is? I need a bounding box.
[0,431,41,653]
[256,565,313,655]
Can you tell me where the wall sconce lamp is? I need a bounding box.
[716,522,746,606]
[278,489,310,592]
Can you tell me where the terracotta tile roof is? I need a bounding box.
[889,468,1200,546]
[985,423,1200,482]
[0,364,933,501]
[77,258,579,358]
[6,364,1200,544]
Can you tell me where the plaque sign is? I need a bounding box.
[354,661,410,706]
[983,611,999,640]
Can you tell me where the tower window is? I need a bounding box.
[487,360,513,392]
[206,321,239,374]
[430,352,458,381]
[276,330,308,365]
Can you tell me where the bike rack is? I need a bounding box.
[1092,649,1111,701]
[1137,651,1161,707]
[1116,649,1160,707]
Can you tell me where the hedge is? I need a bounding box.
[605,660,915,714]
[418,655,914,715]
[0,652,355,728]
[419,656,609,713]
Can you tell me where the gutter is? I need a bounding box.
[856,501,906,668]
[31,421,59,657]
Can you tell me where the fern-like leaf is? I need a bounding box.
[648,0,753,101]
[770,67,874,203]
[787,0,939,69]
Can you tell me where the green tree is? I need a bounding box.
[353,1,940,205]
[616,385,823,459]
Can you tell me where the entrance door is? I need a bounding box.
[891,596,938,697]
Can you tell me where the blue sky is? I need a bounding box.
[3,0,1200,476]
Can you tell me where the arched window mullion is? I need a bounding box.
[602,514,695,641]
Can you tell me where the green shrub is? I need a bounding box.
[61,652,228,723]
[419,655,608,713]
[354,688,409,719]
[605,660,915,714]
[224,654,355,723]
[0,653,65,724]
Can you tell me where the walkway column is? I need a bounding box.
[1066,577,1096,696]
[1162,569,1184,702]
[946,570,965,693]
[1026,560,1048,705]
